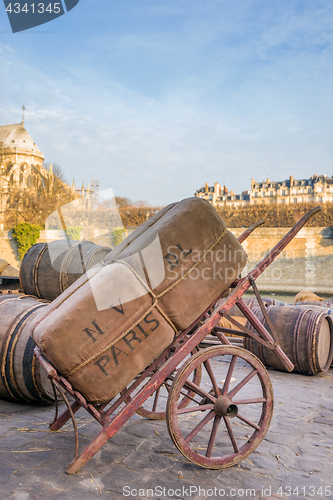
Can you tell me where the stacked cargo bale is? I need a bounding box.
[31,197,248,404]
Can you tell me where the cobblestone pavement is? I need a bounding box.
[0,366,332,500]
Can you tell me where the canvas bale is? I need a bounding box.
[31,197,247,404]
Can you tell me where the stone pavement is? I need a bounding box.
[0,367,332,500]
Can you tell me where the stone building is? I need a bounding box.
[0,121,46,193]
[0,119,92,228]
[195,175,333,207]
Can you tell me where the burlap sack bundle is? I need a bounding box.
[31,197,247,404]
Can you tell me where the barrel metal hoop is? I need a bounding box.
[293,308,309,373]
[19,243,43,295]
[59,241,82,293]
[23,331,54,403]
[309,311,333,373]
[308,311,321,374]
[33,243,49,299]
[321,314,333,371]
[1,303,48,401]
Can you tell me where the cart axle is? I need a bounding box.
[214,396,238,418]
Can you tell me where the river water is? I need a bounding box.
[244,291,332,304]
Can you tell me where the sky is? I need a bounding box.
[1,0,333,206]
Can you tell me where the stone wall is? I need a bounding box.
[0,232,20,268]
[230,227,333,294]
[1,227,333,294]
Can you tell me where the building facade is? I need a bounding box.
[0,120,82,228]
[195,175,333,207]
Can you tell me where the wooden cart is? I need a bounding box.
[34,207,320,473]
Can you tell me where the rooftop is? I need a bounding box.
[0,122,42,153]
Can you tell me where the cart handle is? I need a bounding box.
[219,206,321,371]
[225,206,321,304]
[238,219,265,243]
[248,206,321,281]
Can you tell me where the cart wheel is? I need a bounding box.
[135,349,202,420]
[166,345,273,469]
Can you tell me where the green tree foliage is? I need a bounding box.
[112,227,125,247]
[216,202,333,227]
[12,223,41,260]
[65,226,82,240]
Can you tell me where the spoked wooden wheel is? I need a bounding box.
[166,345,273,469]
[135,349,202,420]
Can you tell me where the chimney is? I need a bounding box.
[266,177,270,184]
[223,185,228,195]
[290,175,294,187]
[205,183,209,193]
[214,182,220,194]
[251,178,255,189]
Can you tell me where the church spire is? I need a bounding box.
[22,105,26,126]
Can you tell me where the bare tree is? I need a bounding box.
[4,171,75,228]
[43,161,68,184]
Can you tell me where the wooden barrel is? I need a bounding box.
[291,303,333,369]
[20,240,111,301]
[0,295,54,403]
[244,305,333,374]
[225,297,286,318]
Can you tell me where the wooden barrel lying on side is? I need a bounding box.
[226,297,286,318]
[20,240,111,301]
[0,295,54,403]
[291,303,333,369]
[244,305,333,375]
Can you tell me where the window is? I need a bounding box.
[270,191,273,197]
[294,198,297,203]
[263,191,265,197]
[282,190,286,196]
[255,192,258,198]
[318,196,323,202]
[209,195,213,201]
[318,187,323,192]
[281,199,285,204]
[300,188,304,194]
[308,188,312,193]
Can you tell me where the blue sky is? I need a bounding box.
[1,0,333,205]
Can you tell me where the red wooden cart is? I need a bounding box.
[34,207,320,473]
